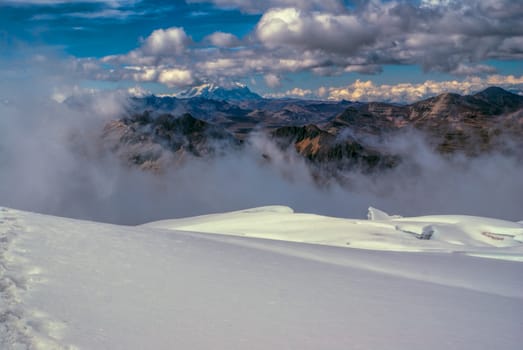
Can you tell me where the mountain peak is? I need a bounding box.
[473,86,523,109]
[473,86,521,100]
[178,83,261,101]
[476,86,511,95]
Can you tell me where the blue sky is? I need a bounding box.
[1,0,522,102]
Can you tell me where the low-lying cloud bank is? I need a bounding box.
[1,59,522,225]
[268,75,523,102]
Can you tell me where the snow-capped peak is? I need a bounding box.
[177,82,261,101]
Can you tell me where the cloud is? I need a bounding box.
[252,1,523,74]
[59,9,144,20]
[256,7,376,55]
[486,74,523,86]
[265,87,314,99]
[264,73,281,88]
[123,66,158,82]
[4,0,147,20]
[99,27,196,87]
[324,75,523,103]
[205,32,241,48]
[449,64,497,76]
[0,53,135,222]
[110,65,195,87]
[0,0,139,4]
[141,27,190,57]
[81,1,523,90]
[185,0,346,13]
[420,0,455,8]
[344,64,383,75]
[157,68,194,87]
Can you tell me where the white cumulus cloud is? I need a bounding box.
[205,32,241,48]
[87,1,523,91]
[157,68,194,87]
[265,87,314,99]
[264,73,281,88]
[141,27,190,56]
[324,75,523,103]
[256,7,375,55]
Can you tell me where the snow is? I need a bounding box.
[146,206,523,260]
[177,82,259,100]
[1,205,522,349]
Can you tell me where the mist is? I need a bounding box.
[1,55,522,225]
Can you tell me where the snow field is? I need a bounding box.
[0,205,522,349]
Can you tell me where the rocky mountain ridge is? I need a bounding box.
[103,87,523,180]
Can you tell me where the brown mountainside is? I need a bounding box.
[102,87,523,176]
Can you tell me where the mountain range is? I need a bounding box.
[103,86,523,181]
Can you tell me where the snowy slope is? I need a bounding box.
[1,206,523,349]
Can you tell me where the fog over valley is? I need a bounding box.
[1,56,522,224]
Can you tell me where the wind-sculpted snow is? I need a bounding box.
[1,206,522,349]
[146,206,523,261]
